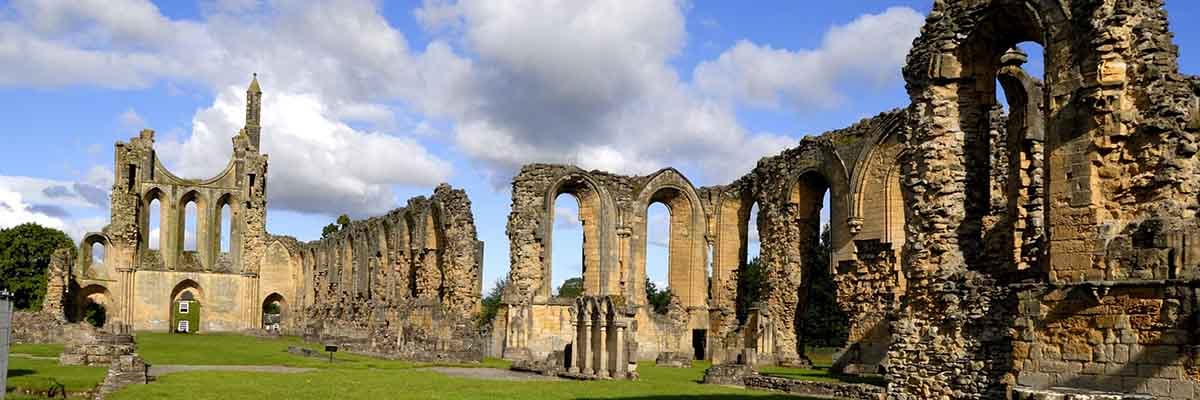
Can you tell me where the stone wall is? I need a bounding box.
[501,2,1200,399]
[46,77,304,334]
[888,0,1200,398]
[500,111,910,364]
[301,184,484,362]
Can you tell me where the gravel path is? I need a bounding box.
[418,367,562,382]
[149,365,316,377]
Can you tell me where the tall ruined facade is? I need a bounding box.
[59,78,483,360]
[68,77,296,333]
[501,1,1200,398]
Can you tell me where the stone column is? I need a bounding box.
[569,307,583,373]
[612,321,627,379]
[591,312,602,376]
[578,312,592,375]
[596,317,609,378]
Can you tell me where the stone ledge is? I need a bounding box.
[1012,386,1154,400]
[742,375,885,400]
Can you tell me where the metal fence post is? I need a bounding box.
[0,290,13,400]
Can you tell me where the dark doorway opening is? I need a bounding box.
[692,329,707,360]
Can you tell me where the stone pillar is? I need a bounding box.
[569,306,583,373]
[612,321,627,379]
[591,311,602,376]
[596,316,609,378]
[579,312,592,375]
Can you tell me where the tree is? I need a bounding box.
[479,277,508,328]
[735,256,767,324]
[337,214,351,228]
[320,223,339,239]
[555,277,584,298]
[645,278,672,314]
[799,225,848,348]
[0,223,75,310]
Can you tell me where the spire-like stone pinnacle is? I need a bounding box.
[248,73,261,94]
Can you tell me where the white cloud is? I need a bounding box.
[418,0,797,184]
[118,108,146,130]
[693,6,923,110]
[0,0,924,217]
[157,86,451,217]
[0,189,66,231]
[1,0,457,217]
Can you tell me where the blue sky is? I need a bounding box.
[1,0,1197,294]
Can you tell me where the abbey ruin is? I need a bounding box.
[19,0,1200,398]
[493,0,1200,398]
[34,76,485,362]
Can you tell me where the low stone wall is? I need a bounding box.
[305,300,484,363]
[60,326,136,367]
[654,352,693,368]
[11,311,68,344]
[702,363,755,386]
[742,375,885,400]
[93,354,150,400]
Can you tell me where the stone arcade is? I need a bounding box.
[31,77,484,362]
[496,1,1200,399]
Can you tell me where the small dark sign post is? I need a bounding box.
[325,345,338,363]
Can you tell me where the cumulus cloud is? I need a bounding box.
[0,186,108,240]
[415,0,800,184]
[1,0,456,217]
[693,6,924,110]
[0,0,924,218]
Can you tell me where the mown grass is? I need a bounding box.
[5,357,107,394]
[10,343,65,358]
[7,332,874,399]
[111,360,817,400]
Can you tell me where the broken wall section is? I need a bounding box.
[302,183,484,362]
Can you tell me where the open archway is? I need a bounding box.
[170,279,203,333]
[262,293,286,332]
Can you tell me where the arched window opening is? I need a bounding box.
[645,202,671,313]
[148,197,162,250]
[91,241,105,266]
[551,193,584,299]
[736,202,763,324]
[184,201,198,251]
[219,203,232,253]
[993,41,1047,273]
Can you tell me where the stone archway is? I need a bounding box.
[169,279,203,333]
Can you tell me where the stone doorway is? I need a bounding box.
[692,329,707,360]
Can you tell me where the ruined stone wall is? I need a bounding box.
[51,77,289,333]
[501,165,714,360]
[890,0,1200,398]
[501,112,911,364]
[301,184,484,362]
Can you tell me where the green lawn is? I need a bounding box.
[7,332,874,399]
[111,360,814,400]
[10,343,65,358]
[5,357,107,395]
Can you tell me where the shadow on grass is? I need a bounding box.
[7,369,35,377]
